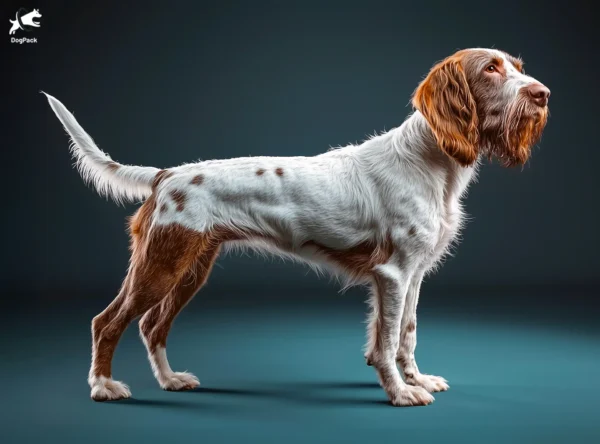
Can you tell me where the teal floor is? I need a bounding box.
[3,290,600,443]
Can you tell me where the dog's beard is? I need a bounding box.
[481,93,548,167]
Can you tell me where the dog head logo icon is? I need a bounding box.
[9,8,42,35]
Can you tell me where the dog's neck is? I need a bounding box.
[352,111,480,205]
[395,111,472,169]
[403,111,480,200]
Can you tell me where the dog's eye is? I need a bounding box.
[485,65,497,73]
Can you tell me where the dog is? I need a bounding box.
[44,47,550,406]
[9,9,41,35]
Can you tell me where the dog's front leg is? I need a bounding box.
[396,272,449,392]
[368,262,434,406]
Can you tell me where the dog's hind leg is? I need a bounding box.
[139,244,220,391]
[88,222,210,401]
[88,276,133,401]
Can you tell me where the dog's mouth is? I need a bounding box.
[506,102,548,165]
[482,94,548,167]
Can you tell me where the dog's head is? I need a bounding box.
[30,9,42,20]
[412,48,549,167]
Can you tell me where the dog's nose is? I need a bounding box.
[526,83,551,107]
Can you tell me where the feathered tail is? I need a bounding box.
[43,92,160,204]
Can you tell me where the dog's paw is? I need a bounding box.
[160,371,200,391]
[405,373,449,393]
[389,384,435,407]
[90,377,131,402]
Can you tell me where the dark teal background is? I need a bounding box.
[2,0,600,442]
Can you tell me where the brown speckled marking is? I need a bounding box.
[275,168,284,176]
[406,320,416,332]
[106,161,120,172]
[408,226,417,236]
[153,170,174,189]
[159,203,168,214]
[256,169,265,176]
[190,174,204,185]
[169,190,186,212]
[396,354,408,368]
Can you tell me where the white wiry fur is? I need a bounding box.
[44,49,548,406]
[139,329,201,391]
[43,92,160,205]
[88,375,131,402]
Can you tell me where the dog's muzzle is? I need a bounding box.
[525,83,551,108]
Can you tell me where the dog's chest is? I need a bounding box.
[434,163,478,252]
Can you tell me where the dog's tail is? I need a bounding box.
[43,92,161,205]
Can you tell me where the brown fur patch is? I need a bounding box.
[408,226,417,236]
[169,190,186,212]
[302,232,394,279]
[190,174,204,185]
[139,244,221,352]
[90,284,130,380]
[275,168,284,176]
[129,194,158,238]
[502,51,524,72]
[106,161,120,172]
[256,169,265,176]
[406,320,416,332]
[160,203,168,214]
[153,170,174,189]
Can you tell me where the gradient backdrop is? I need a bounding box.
[2,0,599,443]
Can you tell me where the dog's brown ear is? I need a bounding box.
[412,56,479,167]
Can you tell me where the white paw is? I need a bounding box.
[406,373,449,393]
[90,376,131,402]
[390,384,435,407]
[160,371,200,391]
